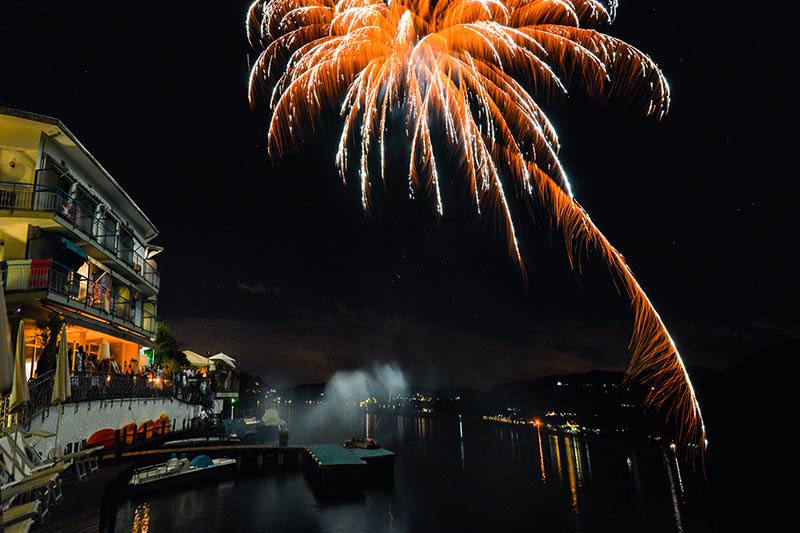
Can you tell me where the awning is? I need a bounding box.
[53,237,88,270]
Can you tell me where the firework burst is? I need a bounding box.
[247,0,705,452]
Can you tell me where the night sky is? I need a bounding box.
[2,1,795,389]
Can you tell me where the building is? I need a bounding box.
[1,106,161,378]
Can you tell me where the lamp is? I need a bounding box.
[99,342,111,361]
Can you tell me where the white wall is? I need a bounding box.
[28,397,202,456]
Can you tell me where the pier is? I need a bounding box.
[25,441,395,532]
[304,444,396,491]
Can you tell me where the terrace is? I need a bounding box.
[0,173,159,291]
[0,259,156,338]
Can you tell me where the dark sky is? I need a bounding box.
[2,1,796,389]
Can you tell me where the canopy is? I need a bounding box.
[183,350,210,367]
[209,352,236,368]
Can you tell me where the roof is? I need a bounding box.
[0,106,159,241]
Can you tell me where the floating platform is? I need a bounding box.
[303,444,395,492]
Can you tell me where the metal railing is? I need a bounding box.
[1,259,156,336]
[19,372,223,423]
[0,177,160,290]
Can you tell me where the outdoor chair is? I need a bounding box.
[0,437,65,505]
[0,436,69,480]
[3,517,35,533]
[1,499,44,529]
[0,470,60,509]
[2,432,101,482]
[27,432,103,478]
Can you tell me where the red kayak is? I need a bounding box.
[87,428,116,452]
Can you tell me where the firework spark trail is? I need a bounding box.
[247,0,705,452]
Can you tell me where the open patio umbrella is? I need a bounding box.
[0,280,13,394]
[209,352,236,368]
[51,325,71,454]
[183,349,210,367]
[9,320,30,478]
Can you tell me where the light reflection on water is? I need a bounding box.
[114,406,713,533]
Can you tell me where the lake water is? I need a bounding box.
[113,405,718,532]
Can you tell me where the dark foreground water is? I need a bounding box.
[113,406,718,532]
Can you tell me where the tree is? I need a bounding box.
[34,311,64,376]
[154,321,188,368]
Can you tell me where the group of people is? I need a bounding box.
[69,347,221,407]
[71,345,131,375]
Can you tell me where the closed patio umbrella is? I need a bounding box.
[51,325,71,454]
[0,281,13,394]
[9,321,29,413]
[9,321,29,478]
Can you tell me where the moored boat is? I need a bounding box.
[126,454,236,493]
[342,437,380,449]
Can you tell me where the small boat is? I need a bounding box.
[162,436,241,447]
[152,417,171,436]
[127,454,236,493]
[342,437,380,449]
[121,423,137,445]
[137,420,154,440]
[87,428,116,452]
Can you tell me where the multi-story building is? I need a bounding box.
[0,106,161,377]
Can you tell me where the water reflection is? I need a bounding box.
[535,423,546,483]
[131,502,150,533]
[458,414,465,470]
[663,448,685,533]
[115,407,710,533]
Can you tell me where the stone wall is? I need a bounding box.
[27,396,202,456]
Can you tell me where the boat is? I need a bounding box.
[87,428,116,452]
[126,454,236,493]
[121,423,137,445]
[342,437,380,449]
[152,416,171,436]
[136,420,154,440]
[162,436,241,447]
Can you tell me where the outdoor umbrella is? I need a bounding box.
[183,350,210,367]
[0,281,13,394]
[9,320,29,478]
[209,353,236,368]
[51,325,71,454]
[9,320,29,413]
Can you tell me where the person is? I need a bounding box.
[74,345,85,374]
[199,380,207,405]
[85,355,97,373]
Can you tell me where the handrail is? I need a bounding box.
[1,176,160,290]
[0,259,157,336]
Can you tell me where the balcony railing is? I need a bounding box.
[1,259,156,336]
[1,179,160,290]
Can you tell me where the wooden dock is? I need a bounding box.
[30,443,394,531]
[34,461,135,533]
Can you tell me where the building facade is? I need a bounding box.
[1,106,161,378]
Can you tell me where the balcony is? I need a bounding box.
[0,179,160,291]
[1,259,156,338]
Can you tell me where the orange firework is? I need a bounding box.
[247,0,706,452]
